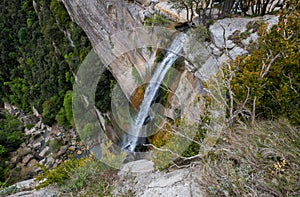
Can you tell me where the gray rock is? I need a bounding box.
[32,142,41,150]
[195,56,219,81]
[39,146,49,158]
[17,147,31,158]
[135,0,152,6]
[114,161,205,197]
[45,156,55,168]
[119,159,154,175]
[209,17,255,49]
[210,43,222,56]
[229,46,248,60]
[26,159,38,168]
[56,145,68,157]
[7,187,57,197]
[68,146,76,152]
[241,32,258,46]
[22,154,34,165]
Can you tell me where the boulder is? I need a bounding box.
[22,154,34,165]
[17,147,31,158]
[39,146,49,158]
[114,160,205,197]
[209,17,255,50]
[27,159,38,168]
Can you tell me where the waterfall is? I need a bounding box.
[123,33,187,152]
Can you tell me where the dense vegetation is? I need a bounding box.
[0,0,89,126]
[0,0,116,127]
[0,111,24,187]
[230,0,299,124]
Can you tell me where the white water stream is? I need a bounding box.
[123,33,187,152]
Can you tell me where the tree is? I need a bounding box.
[230,0,299,124]
[169,0,196,23]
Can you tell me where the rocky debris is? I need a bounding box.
[114,160,205,197]
[4,103,40,125]
[7,113,88,183]
[0,179,58,197]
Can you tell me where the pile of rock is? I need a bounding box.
[4,106,88,182]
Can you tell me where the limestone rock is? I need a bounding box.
[68,146,76,152]
[17,147,31,158]
[229,46,248,60]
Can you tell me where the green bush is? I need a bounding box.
[146,14,172,26]
[230,1,300,124]
[0,112,24,186]
[35,155,116,196]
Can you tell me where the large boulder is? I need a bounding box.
[114,160,205,196]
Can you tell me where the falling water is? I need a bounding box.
[123,33,187,152]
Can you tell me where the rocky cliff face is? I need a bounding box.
[62,0,149,99]
[62,0,278,154]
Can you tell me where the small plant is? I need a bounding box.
[0,185,19,196]
[155,53,163,63]
[35,154,117,196]
[48,139,62,153]
[146,14,172,26]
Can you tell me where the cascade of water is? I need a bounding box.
[123,33,187,152]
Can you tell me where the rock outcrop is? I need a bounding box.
[1,179,58,197]
[114,159,205,196]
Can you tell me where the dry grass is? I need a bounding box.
[200,120,300,196]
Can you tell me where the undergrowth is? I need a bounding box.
[35,154,117,196]
[200,120,300,196]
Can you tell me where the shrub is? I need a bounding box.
[200,120,300,196]
[35,154,117,196]
[146,14,172,26]
[230,1,300,124]
[0,111,24,186]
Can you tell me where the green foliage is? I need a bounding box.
[49,140,62,153]
[0,111,24,186]
[95,70,117,113]
[230,1,300,124]
[0,185,19,196]
[155,53,164,63]
[55,107,67,127]
[35,155,116,196]
[201,120,300,196]
[42,95,61,125]
[152,121,204,170]
[146,14,172,26]
[63,91,73,125]
[0,0,91,125]
[131,66,143,85]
